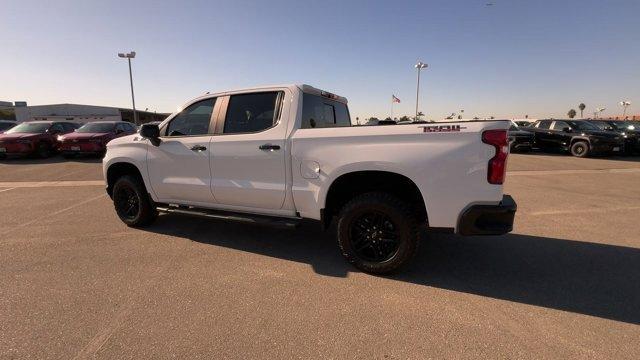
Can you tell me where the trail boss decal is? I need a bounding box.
[418,125,467,133]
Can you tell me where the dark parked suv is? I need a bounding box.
[527,119,624,157]
[508,121,534,152]
[587,120,640,154]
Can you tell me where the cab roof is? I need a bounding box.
[201,84,348,104]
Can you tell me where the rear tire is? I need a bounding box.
[570,141,589,157]
[337,192,420,274]
[112,175,157,227]
[37,142,51,158]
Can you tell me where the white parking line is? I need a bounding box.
[3,193,107,235]
[0,180,104,188]
[0,187,16,193]
[530,206,640,216]
[507,168,640,176]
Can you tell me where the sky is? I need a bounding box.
[1,0,639,120]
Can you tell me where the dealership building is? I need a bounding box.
[0,102,169,124]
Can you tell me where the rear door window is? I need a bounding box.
[551,121,569,131]
[537,120,551,129]
[222,92,281,134]
[50,123,65,133]
[62,123,76,132]
[301,93,351,128]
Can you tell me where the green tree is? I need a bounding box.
[568,109,577,118]
[578,103,586,118]
[399,115,410,121]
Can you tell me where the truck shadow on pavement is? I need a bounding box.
[147,214,640,325]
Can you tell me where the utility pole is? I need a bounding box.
[118,51,138,125]
[414,61,428,120]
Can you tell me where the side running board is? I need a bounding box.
[155,204,301,228]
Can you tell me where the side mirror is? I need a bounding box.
[562,127,572,133]
[140,124,161,145]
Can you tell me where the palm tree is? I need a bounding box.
[579,103,586,118]
[568,109,577,119]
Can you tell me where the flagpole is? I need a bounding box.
[391,96,394,120]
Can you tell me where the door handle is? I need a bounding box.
[190,145,207,151]
[259,144,280,151]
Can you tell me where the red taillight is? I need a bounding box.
[482,129,509,184]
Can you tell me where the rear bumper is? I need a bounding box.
[457,195,517,235]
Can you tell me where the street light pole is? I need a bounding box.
[414,61,428,121]
[118,51,138,125]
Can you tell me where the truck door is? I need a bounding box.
[533,120,554,149]
[210,91,288,210]
[549,120,572,149]
[146,97,218,204]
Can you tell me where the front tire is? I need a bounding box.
[37,142,51,158]
[570,141,590,157]
[337,192,420,274]
[112,175,157,227]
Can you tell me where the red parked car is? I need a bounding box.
[0,121,78,158]
[58,121,137,158]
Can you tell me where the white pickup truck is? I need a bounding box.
[103,84,516,274]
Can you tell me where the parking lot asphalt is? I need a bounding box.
[1,154,639,359]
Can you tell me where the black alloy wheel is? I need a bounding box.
[570,141,589,157]
[114,183,140,222]
[349,211,400,263]
[337,192,420,274]
[37,143,51,158]
[112,175,157,227]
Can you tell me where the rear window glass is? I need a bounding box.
[537,121,551,129]
[301,93,351,129]
[77,123,116,133]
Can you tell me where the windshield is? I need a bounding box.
[5,122,51,134]
[568,121,598,131]
[609,121,636,130]
[76,123,115,133]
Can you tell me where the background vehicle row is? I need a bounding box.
[0,120,136,159]
[510,119,632,157]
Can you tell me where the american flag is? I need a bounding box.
[392,95,401,103]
